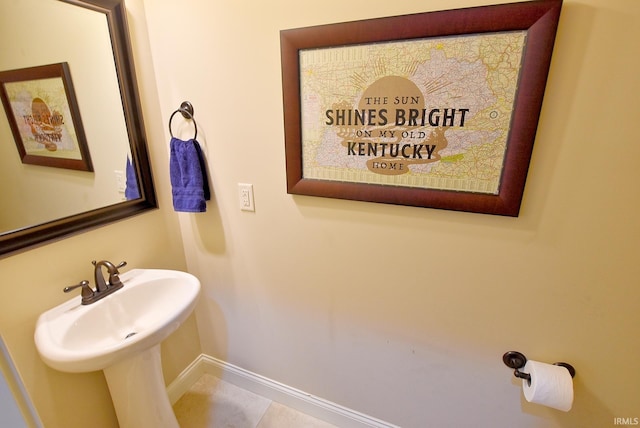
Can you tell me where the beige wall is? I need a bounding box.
[2,0,639,427]
[0,1,200,426]
[143,0,640,427]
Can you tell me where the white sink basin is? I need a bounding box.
[35,268,200,373]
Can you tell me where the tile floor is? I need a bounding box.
[173,374,339,428]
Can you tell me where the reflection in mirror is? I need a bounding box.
[0,0,156,257]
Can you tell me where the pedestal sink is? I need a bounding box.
[34,269,200,428]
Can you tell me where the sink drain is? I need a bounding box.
[124,332,137,340]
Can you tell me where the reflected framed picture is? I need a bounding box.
[281,0,562,216]
[0,62,93,171]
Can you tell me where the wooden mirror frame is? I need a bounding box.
[0,0,157,257]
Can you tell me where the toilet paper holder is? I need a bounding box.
[503,351,575,384]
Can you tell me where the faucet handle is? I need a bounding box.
[63,280,94,300]
[109,261,127,288]
[111,261,127,279]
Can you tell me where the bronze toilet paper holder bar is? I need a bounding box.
[503,351,576,385]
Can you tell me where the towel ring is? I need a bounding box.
[169,101,198,140]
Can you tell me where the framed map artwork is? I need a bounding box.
[0,62,93,171]
[281,0,562,216]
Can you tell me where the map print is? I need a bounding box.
[5,77,82,159]
[299,30,527,195]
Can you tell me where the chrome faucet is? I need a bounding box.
[63,260,127,305]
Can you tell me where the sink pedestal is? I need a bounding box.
[35,269,201,427]
[103,344,178,428]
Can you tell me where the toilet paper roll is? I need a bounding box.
[522,360,574,412]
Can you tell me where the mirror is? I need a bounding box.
[0,0,156,257]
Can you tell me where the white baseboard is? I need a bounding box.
[166,354,399,428]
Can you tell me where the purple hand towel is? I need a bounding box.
[170,138,210,212]
[125,156,140,200]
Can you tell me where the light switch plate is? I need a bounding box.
[114,170,126,193]
[238,183,255,212]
